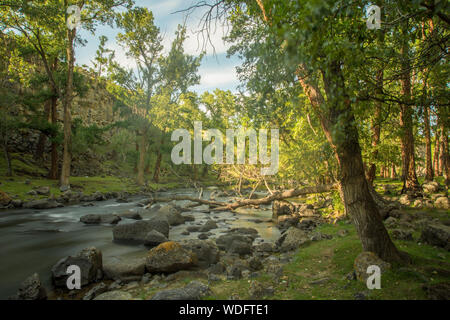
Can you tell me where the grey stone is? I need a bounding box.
[82,283,108,300]
[113,217,169,244]
[51,247,103,288]
[94,290,133,300]
[180,239,220,268]
[151,281,211,300]
[146,242,197,273]
[420,224,450,250]
[103,257,146,281]
[80,214,121,225]
[144,230,168,247]
[16,273,47,300]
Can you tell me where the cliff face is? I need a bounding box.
[9,71,119,154]
[67,75,118,127]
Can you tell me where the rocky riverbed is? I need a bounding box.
[0,187,282,299]
[3,183,449,300]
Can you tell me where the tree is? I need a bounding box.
[60,0,134,189]
[211,0,414,263]
[111,7,164,186]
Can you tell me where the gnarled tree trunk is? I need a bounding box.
[297,62,407,264]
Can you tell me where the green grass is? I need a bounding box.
[203,221,449,300]
[0,153,187,200]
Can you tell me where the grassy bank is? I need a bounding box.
[124,218,449,300]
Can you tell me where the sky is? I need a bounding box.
[76,0,242,94]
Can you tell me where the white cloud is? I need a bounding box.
[195,64,239,90]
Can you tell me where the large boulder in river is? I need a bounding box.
[180,239,220,268]
[113,217,169,244]
[118,211,142,220]
[146,241,197,273]
[216,233,254,255]
[199,220,218,232]
[272,200,296,222]
[51,247,103,288]
[156,204,187,226]
[80,214,121,225]
[16,273,47,300]
[144,230,168,247]
[420,224,450,250]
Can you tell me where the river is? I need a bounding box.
[0,188,280,299]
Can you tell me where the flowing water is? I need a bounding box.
[0,188,279,299]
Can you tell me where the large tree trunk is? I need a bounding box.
[424,105,434,181]
[439,122,446,178]
[391,163,397,179]
[153,135,164,183]
[434,127,441,175]
[48,94,59,180]
[60,27,75,189]
[34,99,51,162]
[137,127,148,186]
[367,16,385,185]
[367,94,381,185]
[440,121,449,185]
[297,62,407,264]
[399,34,420,193]
[153,152,162,183]
[2,138,12,176]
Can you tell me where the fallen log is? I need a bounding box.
[146,184,337,212]
[212,184,337,211]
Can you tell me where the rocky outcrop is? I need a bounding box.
[151,281,211,300]
[146,242,197,273]
[51,247,103,288]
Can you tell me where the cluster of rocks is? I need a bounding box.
[387,181,449,210]
[1,187,145,210]
[383,209,450,251]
